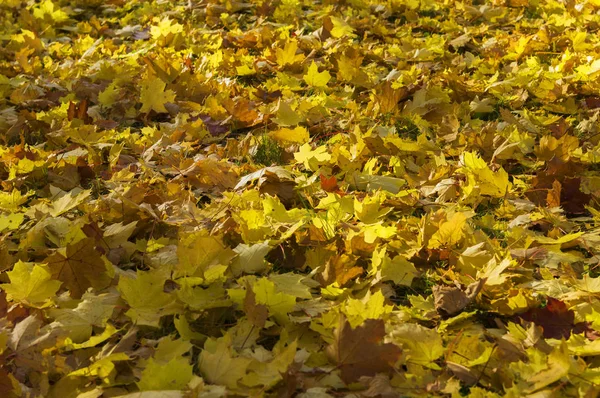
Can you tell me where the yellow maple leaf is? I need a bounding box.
[150,17,183,46]
[303,61,331,88]
[328,16,355,38]
[198,334,251,389]
[337,53,362,82]
[276,39,305,67]
[254,277,296,324]
[354,192,391,224]
[137,357,193,391]
[139,76,176,114]
[0,189,32,212]
[343,290,393,328]
[273,100,303,126]
[370,246,418,286]
[117,269,182,327]
[33,0,68,23]
[294,143,331,170]
[429,212,469,248]
[2,261,61,307]
[98,81,120,107]
[269,126,309,145]
[461,152,511,198]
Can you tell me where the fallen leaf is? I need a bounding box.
[326,317,401,384]
[433,279,486,316]
[517,297,593,339]
[44,238,112,299]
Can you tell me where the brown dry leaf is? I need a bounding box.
[44,238,112,298]
[244,283,268,328]
[326,317,401,384]
[546,180,561,208]
[433,279,486,316]
[446,361,478,385]
[319,253,363,287]
[223,97,262,126]
[375,82,409,114]
[360,374,397,397]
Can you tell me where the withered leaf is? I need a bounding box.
[244,282,268,329]
[517,297,593,340]
[433,279,486,316]
[44,238,112,298]
[319,253,363,287]
[326,317,401,384]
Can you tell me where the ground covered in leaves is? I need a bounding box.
[4,0,600,397]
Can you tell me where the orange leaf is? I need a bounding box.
[320,174,338,192]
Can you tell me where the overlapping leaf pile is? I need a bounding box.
[4,0,600,396]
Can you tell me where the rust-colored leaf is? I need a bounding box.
[326,317,402,384]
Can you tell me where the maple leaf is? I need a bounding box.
[2,261,61,307]
[432,279,485,316]
[343,290,394,328]
[243,283,268,328]
[269,126,309,145]
[326,317,401,384]
[139,76,176,114]
[276,39,305,67]
[303,61,331,88]
[241,340,297,388]
[137,357,193,391]
[118,269,181,327]
[231,241,271,276]
[44,238,113,299]
[319,253,363,287]
[47,291,118,343]
[294,143,331,170]
[428,211,469,248]
[198,334,251,389]
[253,277,296,324]
[391,323,445,370]
[320,174,338,192]
[370,246,418,287]
[323,16,355,39]
[176,282,231,311]
[517,297,592,339]
[176,230,235,278]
